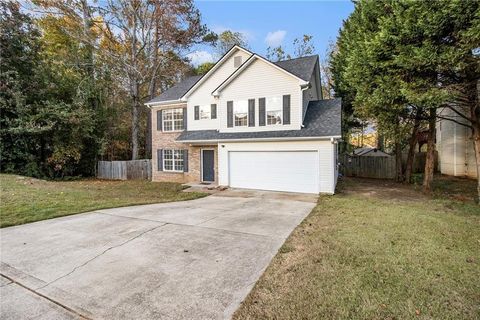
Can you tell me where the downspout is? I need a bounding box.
[300,83,311,127]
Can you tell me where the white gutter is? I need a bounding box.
[144,100,185,108]
[177,135,342,144]
[300,83,311,127]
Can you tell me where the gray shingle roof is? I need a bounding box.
[147,75,202,104]
[274,55,318,81]
[147,55,318,104]
[176,98,341,142]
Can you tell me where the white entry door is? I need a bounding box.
[228,151,319,193]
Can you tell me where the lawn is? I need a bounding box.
[234,177,480,320]
[0,174,207,228]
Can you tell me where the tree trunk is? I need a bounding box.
[131,96,140,160]
[423,108,436,194]
[471,79,480,204]
[473,125,480,204]
[405,112,422,183]
[395,140,403,182]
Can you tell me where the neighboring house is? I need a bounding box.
[352,148,391,157]
[436,108,477,178]
[145,45,341,194]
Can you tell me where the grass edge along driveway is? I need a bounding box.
[233,177,480,320]
[1,174,207,228]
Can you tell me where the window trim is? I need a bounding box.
[163,149,184,172]
[162,108,184,132]
[265,96,283,126]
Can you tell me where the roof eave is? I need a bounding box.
[177,135,342,144]
[144,99,185,107]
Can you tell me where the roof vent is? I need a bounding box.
[234,56,242,68]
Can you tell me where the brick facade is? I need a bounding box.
[151,105,218,184]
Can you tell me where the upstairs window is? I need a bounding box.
[234,56,242,68]
[234,100,248,126]
[200,105,211,119]
[266,96,282,125]
[163,108,184,131]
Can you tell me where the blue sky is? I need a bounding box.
[188,1,354,66]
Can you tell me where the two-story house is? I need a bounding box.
[146,45,341,194]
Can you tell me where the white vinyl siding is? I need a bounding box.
[187,49,252,131]
[218,140,337,194]
[437,108,477,178]
[218,59,302,132]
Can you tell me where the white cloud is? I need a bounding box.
[265,30,287,47]
[186,50,214,67]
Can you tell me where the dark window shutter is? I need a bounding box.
[157,110,162,131]
[211,104,217,119]
[248,99,255,127]
[183,108,187,129]
[157,149,163,171]
[194,105,200,120]
[258,98,266,126]
[283,95,291,125]
[227,101,233,128]
[183,150,189,172]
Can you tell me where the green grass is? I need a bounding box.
[0,174,207,228]
[233,178,480,320]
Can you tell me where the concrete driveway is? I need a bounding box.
[0,189,316,320]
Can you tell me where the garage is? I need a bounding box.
[228,151,320,193]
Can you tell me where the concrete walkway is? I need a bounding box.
[0,190,316,320]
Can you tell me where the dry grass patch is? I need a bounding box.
[0,174,207,228]
[233,178,480,320]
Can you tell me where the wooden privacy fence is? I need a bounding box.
[340,152,438,179]
[97,160,152,180]
[340,154,396,179]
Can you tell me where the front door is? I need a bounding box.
[202,150,215,182]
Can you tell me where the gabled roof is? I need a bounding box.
[176,98,341,142]
[274,55,318,82]
[146,45,320,105]
[182,45,253,99]
[212,53,310,96]
[146,76,201,105]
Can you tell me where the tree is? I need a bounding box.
[320,42,336,99]
[331,0,418,182]
[331,0,480,200]
[194,62,215,75]
[1,1,94,178]
[215,30,248,56]
[293,34,315,58]
[266,46,288,62]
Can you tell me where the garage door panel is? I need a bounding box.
[228,151,319,193]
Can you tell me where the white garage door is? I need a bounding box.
[228,151,319,193]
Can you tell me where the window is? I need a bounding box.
[234,56,242,68]
[200,105,211,119]
[163,108,184,131]
[234,100,248,126]
[163,149,184,172]
[266,96,282,125]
